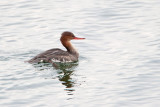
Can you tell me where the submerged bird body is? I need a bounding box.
[28,32,85,63]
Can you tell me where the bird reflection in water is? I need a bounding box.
[33,61,78,95]
[53,62,78,94]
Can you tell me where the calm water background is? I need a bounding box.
[0,0,160,106]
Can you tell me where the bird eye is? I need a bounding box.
[72,35,75,37]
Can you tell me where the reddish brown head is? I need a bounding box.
[60,31,85,41]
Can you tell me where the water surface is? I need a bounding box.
[0,0,160,106]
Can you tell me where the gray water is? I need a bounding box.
[0,0,160,107]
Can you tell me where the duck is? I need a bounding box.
[28,31,85,63]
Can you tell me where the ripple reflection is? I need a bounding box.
[33,62,79,95]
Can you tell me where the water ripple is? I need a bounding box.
[0,0,160,106]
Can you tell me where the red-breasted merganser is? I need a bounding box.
[28,31,85,63]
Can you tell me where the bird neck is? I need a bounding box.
[61,40,79,56]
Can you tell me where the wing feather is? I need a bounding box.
[28,48,77,63]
